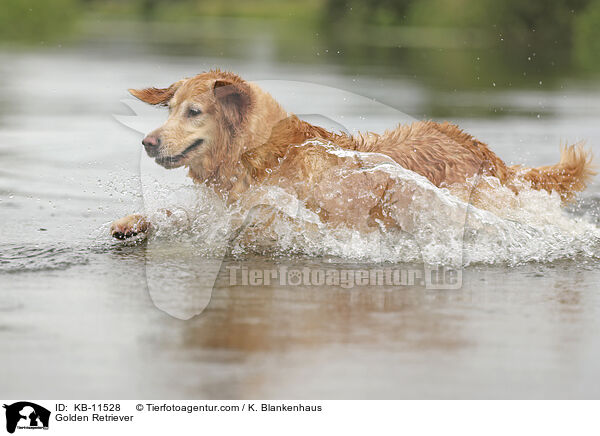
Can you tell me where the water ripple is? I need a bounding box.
[0,244,90,273]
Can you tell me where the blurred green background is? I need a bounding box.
[0,0,598,91]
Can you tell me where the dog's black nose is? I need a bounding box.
[142,135,161,157]
[142,135,161,148]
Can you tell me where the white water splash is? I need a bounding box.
[139,140,600,268]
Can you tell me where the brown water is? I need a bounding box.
[1,43,600,398]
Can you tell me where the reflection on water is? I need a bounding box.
[164,258,600,399]
[188,258,470,352]
[0,45,599,398]
[4,246,599,398]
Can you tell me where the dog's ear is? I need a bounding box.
[213,79,251,130]
[128,81,182,106]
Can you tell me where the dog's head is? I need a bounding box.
[129,70,253,169]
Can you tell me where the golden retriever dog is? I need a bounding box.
[110,69,595,239]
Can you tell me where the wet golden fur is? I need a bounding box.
[110,70,596,238]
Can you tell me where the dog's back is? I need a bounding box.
[243,115,595,202]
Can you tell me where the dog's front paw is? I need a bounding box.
[110,214,150,240]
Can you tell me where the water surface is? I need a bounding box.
[1,47,599,398]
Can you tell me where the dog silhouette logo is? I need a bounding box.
[3,402,50,434]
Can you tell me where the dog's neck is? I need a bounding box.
[186,155,255,202]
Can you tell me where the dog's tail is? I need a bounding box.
[511,142,596,201]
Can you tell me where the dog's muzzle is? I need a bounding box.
[153,138,204,168]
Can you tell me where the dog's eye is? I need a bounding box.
[187,107,203,117]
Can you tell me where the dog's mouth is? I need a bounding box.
[154,139,204,169]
